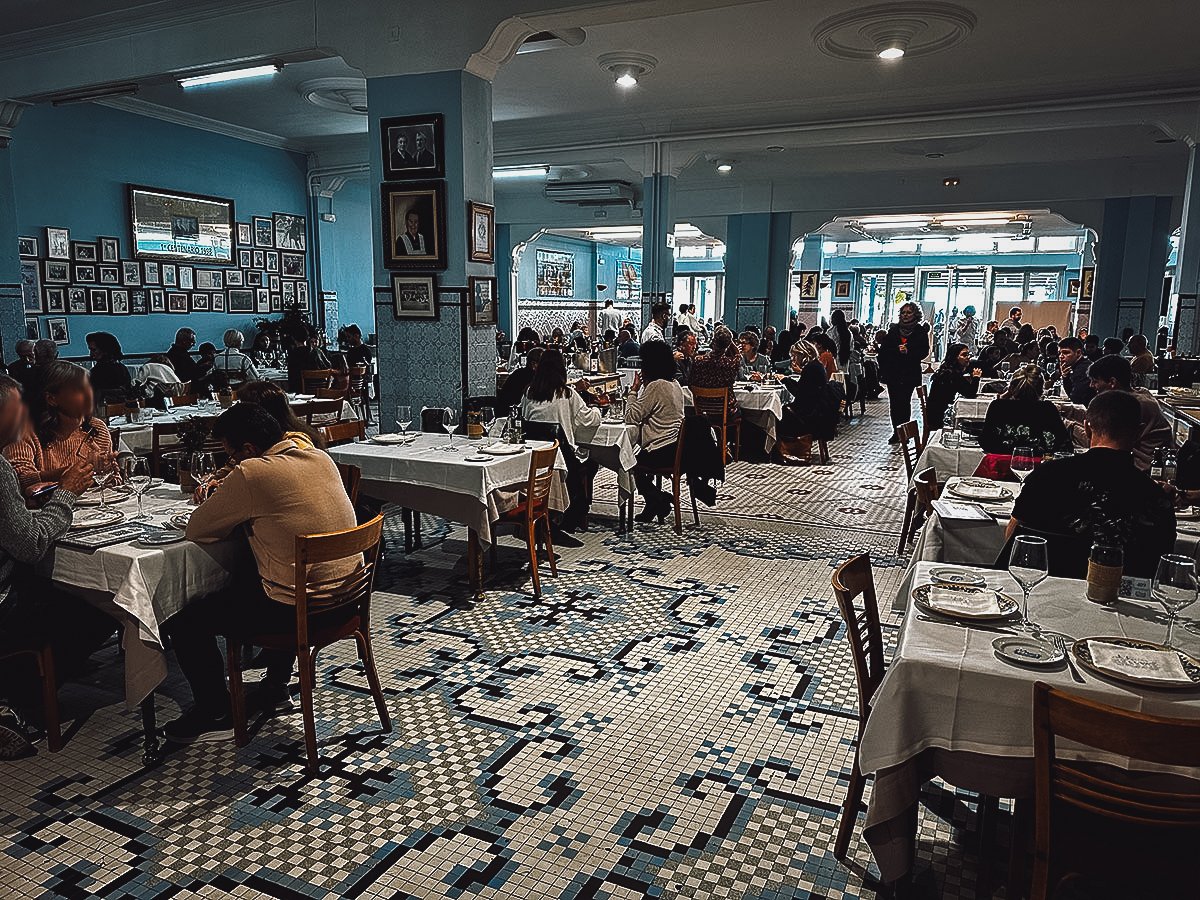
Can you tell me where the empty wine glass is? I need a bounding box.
[91,453,114,509]
[1010,446,1035,484]
[1152,554,1198,649]
[479,406,495,446]
[123,456,158,521]
[443,407,459,451]
[396,405,412,437]
[1008,534,1049,632]
[190,451,215,494]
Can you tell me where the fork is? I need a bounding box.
[1054,635,1085,683]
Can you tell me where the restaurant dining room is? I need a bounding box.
[3,1,1200,898]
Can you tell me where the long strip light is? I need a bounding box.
[493,165,550,180]
[179,65,280,88]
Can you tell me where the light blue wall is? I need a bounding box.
[517,233,598,300]
[315,176,375,338]
[10,102,310,358]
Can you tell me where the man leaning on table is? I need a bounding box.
[1005,389,1175,578]
[0,375,115,758]
[164,403,358,744]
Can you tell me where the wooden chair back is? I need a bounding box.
[292,514,384,647]
[690,386,731,427]
[895,420,921,479]
[315,387,347,400]
[335,462,361,505]
[150,421,182,475]
[303,397,345,424]
[421,406,449,433]
[322,420,366,446]
[831,554,886,733]
[913,466,941,518]
[916,384,928,422]
[348,364,369,394]
[301,368,337,393]
[522,441,559,520]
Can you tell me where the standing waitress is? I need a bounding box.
[878,301,931,443]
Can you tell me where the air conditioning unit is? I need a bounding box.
[543,181,635,206]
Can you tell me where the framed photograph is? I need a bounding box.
[161,263,177,287]
[46,317,69,345]
[280,251,305,278]
[190,292,210,312]
[227,288,255,313]
[72,241,97,262]
[255,288,270,313]
[99,266,120,285]
[149,289,165,313]
[252,250,265,269]
[44,286,66,314]
[236,222,252,246]
[177,266,193,290]
[381,180,447,270]
[834,279,851,298]
[245,270,264,287]
[43,259,70,284]
[269,274,280,293]
[45,227,70,260]
[143,261,160,284]
[110,289,130,314]
[273,213,306,252]
[98,236,120,263]
[797,271,819,300]
[468,275,498,326]
[1067,278,1081,297]
[121,260,142,286]
[265,250,279,272]
[381,114,445,180]
[270,294,282,312]
[167,292,188,313]
[68,287,87,313]
[391,274,437,320]
[20,260,41,312]
[73,264,96,283]
[88,288,109,314]
[17,235,37,258]
[238,249,252,268]
[296,282,309,310]
[130,289,148,315]
[225,269,244,287]
[25,318,39,341]
[467,201,495,263]
[128,184,234,263]
[211,291,225,311]
[1079,266,1095,301]
[535,249,573,297]
[252,216,274,248]
[195,269,223,290]
[282,281,296,304]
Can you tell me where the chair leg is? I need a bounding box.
[527,518,541,597]
[898,489,915,554]
[671,473,682,535]
[834,754,867,861]
[690,483,700,526]
[226,640,248,747]
[39,644,61,752]
[354,630,392,733]
[734,421,741,462]
[542,515,557,577]
[297,645,319,773]
[489,540,498,569]
[819,440,830,463]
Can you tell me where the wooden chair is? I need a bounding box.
[420,406,449,433]
[1029,683,1200,898]
[691,385,741,462]
[315,387,347,401]
[322,420,366,447]
[335,462,361,505]
[303,398,345,425]
[904,466,941,547]
[830,554,885,861]
[895,420,923,554]
[300,368,337,394]
[347,364,370,423]
[0,644,60,752]
[226,514,390,774]
[625,426,698,535]
[494,442,560,597]
[150,421,182,476]
[916,384,929,444]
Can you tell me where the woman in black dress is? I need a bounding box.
[925,342,980,431]
[979,364,1074,455]
[876,301,931,440]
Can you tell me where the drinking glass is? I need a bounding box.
[190,451,215,493]
[396,405,412,437]
[123,456,158,521]
[90,450,114,509]
[443,408,459,451]
[479,406,495,446]
[1152,554,1198,649]
[1010,446,1035,484]
[1008,535,1049,631]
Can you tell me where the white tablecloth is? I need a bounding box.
[682,384,786,451]
[913,431,985,482]
[112,399,357,453]
[952,396,993,420]
[577,420,640,499]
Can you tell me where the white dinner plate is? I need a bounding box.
[370,434,408,445]
[913,583,1020,621]
[1178,506,1200,521]
[929,566,988,588]
[948,479,1013,502]
[464,455,491,462]
[138,530,186,546]
[1072,637,1200,689]
[993,635,1064,667]
[168,512,193,530]
[481,443,524,456]
[70,508,125,530]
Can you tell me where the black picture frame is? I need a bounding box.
[149,289,165,312]
[46,317,69,345]
[161,263,177,287]
[24,318,39,341]
[381,180,448,271]
[128,184,235,264]
[391,274,438,320]
[88,288,109,314]
[236,222,252,246]
[43,286,66,314]
[143,261,160,285]
[252,216,274,248]
[130,289,148,315]
[211,291,226,312]
[20,260,40,312]
[380,113,445,180]
[265,250,279,272]
[245,270,264,287]
[468,276,497,326]
[42,259,70,284]
[98,236,120,263]
[71,241,97,262]
[121,261,142,286]
[228,288,255,313]
[190,292,210,312]
[225,269,244,287]
[255,288,270,313]
[98,266,119,286]
[68,287,87,313]
[167,292,188,313]
[110,288,130,315]
[45,227,70,260]
[17,235,37,258]
[280,251,305,279]
[73,264,96,284]
[272,212,306,252]
[177,266,194,290]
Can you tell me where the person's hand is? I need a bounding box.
[574,377,592,392]
[59,457,95,496]
[193,477,220,504]
[750,372,763,382]
[631,372,642,392]
[673,350,683,361]
[971,368,982,377]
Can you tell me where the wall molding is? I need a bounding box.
[97,96,300,152]
[0,100,30,147]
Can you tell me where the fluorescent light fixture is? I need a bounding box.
[860,220,929,229]
[493,165,550,180]
[179,64,279,88]
[877,46,905,60]
[615,72,638,88]
[855,214,932,224]
[716,162,733,173]
[938,211,1014,222]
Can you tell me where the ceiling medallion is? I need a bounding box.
[297,77,368,115]
[811,3,977,61]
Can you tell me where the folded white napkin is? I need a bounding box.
[1089,642,1190,682]
[928,585,1002,617]
[954,478,1004,499]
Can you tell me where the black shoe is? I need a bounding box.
[163,707,234,744]
[692,481,718,507]
[552,531,584,548]
[245,680,295,715]
[634,505,661,523]
[888,435,900,444]
[0,706,34,760]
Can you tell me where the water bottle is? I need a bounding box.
[942,407,959,448]
[1164,446,1178,484]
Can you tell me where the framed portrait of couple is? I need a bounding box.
[380,114,444,181]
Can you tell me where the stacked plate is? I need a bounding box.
[947,478,1013,502]
[913,582,1019,621]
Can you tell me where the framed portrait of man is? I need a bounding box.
[468,276,498,326]
[391,274,438,320]
[381,181,447,270]
[798,271,819,300]
[380,114,445,180]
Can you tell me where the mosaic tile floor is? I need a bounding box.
[1,395,1007,899]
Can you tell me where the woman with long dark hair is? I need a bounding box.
[236,380,325,450]
[625,341,685,523]
[877,301,931,441]
[925,342,980,431]
[86,331,132,406]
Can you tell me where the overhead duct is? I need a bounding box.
[543,180,635,207]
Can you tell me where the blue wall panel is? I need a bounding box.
[315,177,374,339]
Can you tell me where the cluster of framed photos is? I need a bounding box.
[378,113,497,326]
[18,214,311,341]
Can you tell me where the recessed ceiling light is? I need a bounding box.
[179,64,280,88]
[877,46,905,60]
[598,53,657,91]
[766,145,785,153]
[716,161,734,173]
[615,72,638,89]
[924,151,945,159]
[943,176,960,187]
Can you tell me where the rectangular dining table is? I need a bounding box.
[860,560,1200,883]
[682,382,786,451]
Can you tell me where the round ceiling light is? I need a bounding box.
[716,161,734,173]
[877,46,905,60]
[812,3,976,62]
[297,77,368,115]
[598,52,658,89]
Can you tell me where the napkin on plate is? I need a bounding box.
[927,585,1002,617]
[1088,642,1190,682]
[954,478,1005,499]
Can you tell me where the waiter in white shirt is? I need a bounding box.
[640,302,670,344]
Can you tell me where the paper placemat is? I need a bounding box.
[1089,641,1189,682]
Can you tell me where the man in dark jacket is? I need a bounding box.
[1057,337,1095,406]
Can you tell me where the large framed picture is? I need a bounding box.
[381,181,447,270]
[380,114,445,180]
[273,213,306,252]
[128,184,235,264]
[17,236,37,258]
[468,276,498,326]
[1079,266,1095,301]
[797,271,819,300]
[467,201,495,263]
[535,249,573,298]
[20,260,41,312]
[391,274,438,320]
[252,216,274,248]
[46,317,69,345]
[280,252,305,279]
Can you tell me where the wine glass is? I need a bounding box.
[122,456,158,521]
[479,406,495,446]
[443,408,459,451]
[190,451,215,495]
[91,451,114,509]
[1152,554,1198,649]
[1008,535,1049,632]
[396,405,412,438]
[1010,446,1035,484]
